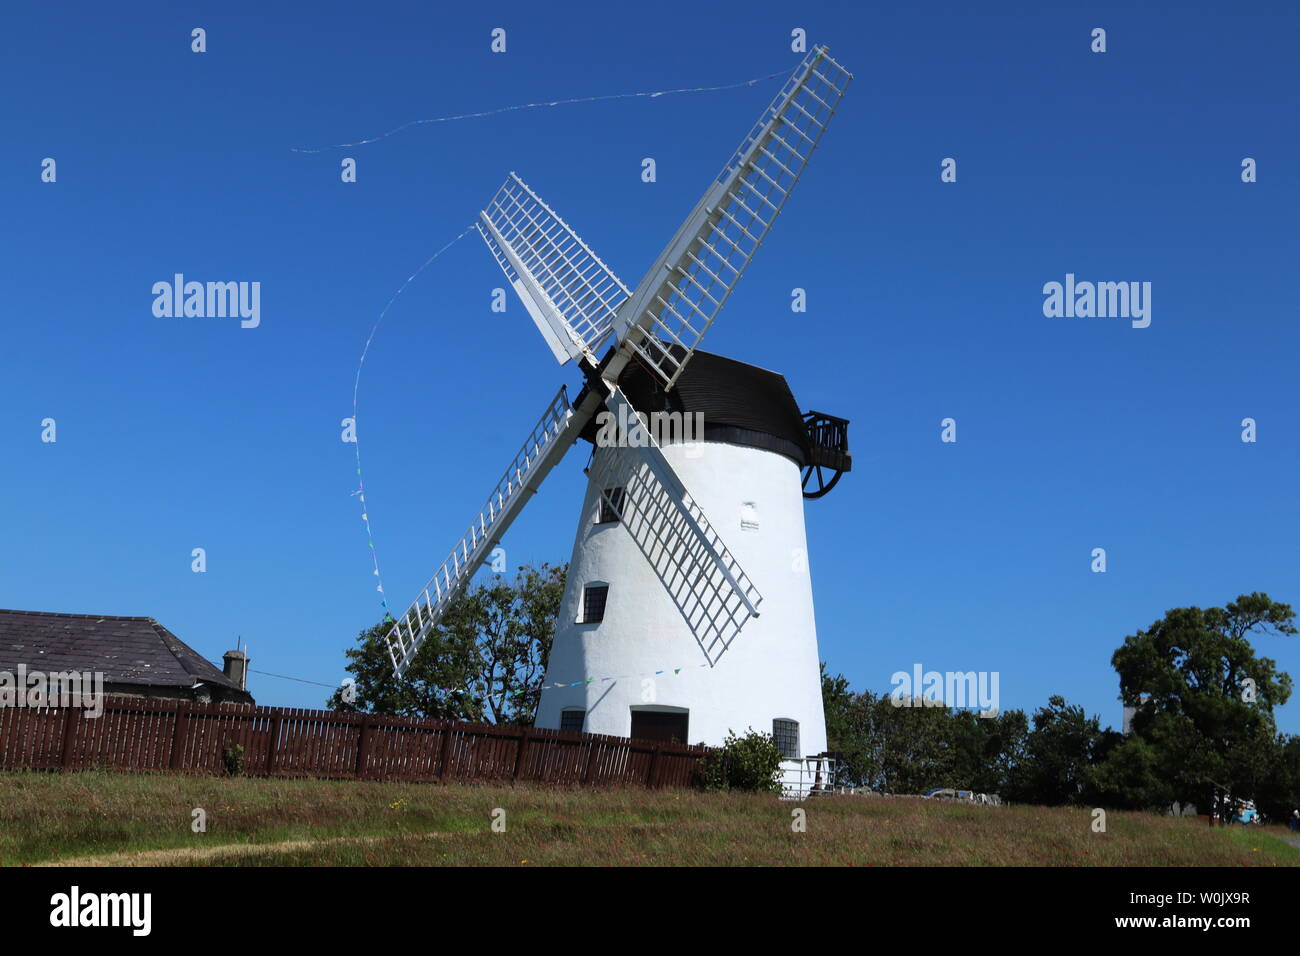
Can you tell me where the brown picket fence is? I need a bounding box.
[0,697,710,789]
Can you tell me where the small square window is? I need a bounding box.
[773,719,800,760]
[560,710,585,733]
[597,487,626,524]
[581,584,609,623]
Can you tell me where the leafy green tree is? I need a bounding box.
[949,708,1029,797]
[1007,696,1106,805]
[1255,734,1300,822]
[868,692,964,793]
[1110,592,1295,811]
[822,667,1028,795]
[1090,733,1172,810]
[821,665,871,786]
[328,563,566,724]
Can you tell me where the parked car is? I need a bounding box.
[924,788,974,801]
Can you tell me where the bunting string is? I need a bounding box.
[420,661,714,708]
[351,225,477,624]
[292,67,787,153]
[253,660,713,708]
[540,662,708,692]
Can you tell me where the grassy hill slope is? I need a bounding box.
[2,771,1295,867]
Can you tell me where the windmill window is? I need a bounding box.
[597,487,626,524]
[560,709,586,733]
[580,584,609,624]
[773,718,800,760]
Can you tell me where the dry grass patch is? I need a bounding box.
[2,771,1295,867]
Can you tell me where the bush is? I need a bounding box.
[222,743,245,776]
[700,728,785,794]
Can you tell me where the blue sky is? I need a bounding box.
[3,1,1298,731]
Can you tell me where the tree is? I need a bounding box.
[1007,696,1106,806]
[1256,734,1300,822]
[822,666,1029,795]
[950,707,1029,797]
[1090,732,1172,810]
[821,665,870,785]
[328,563,566,724]
[867,692,963,794]
[1110,592,1295,811]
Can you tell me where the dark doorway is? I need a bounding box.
[630,710,689,745]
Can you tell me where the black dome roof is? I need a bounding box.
[578,349,811,467]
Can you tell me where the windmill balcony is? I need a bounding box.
[803,412,851,472]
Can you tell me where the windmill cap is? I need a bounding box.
[579,349,821,467]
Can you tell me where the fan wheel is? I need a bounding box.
[801,463,844,499]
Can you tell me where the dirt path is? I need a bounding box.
[36,819,678,867]
[36,830,455,867]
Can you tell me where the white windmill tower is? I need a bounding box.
[384,46,853,788]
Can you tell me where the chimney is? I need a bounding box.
[1121,705,1135,736]
[223,649,249,690]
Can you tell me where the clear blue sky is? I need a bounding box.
[3,1,1297,731]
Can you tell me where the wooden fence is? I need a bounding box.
[0,697,710,789]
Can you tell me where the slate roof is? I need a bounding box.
[0,609,244,693]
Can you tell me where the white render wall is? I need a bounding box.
[536,440,827,756]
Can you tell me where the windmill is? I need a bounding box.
[384,46,854,779]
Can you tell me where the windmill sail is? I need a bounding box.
[384,387,582,676]
[479,173,630,365]
[611,45,852,389]
[589,387,762,664]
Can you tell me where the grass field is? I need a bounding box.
[2,771,1296,866]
